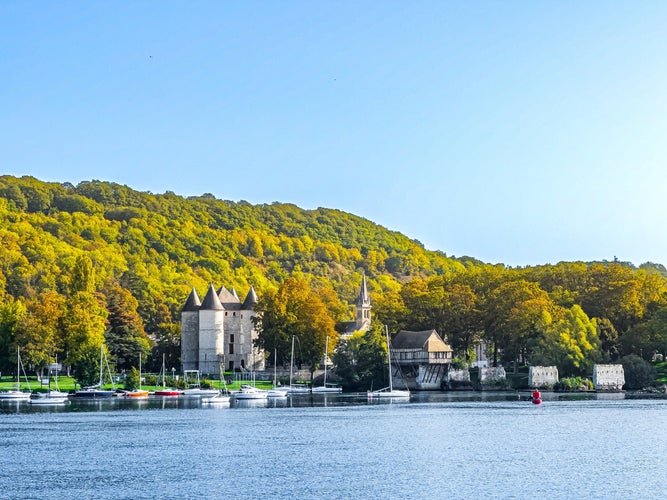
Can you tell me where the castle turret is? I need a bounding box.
[198,283,225,375]
[181,287,201,371]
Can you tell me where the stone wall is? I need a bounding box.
[446,368,473,390]
[478,366,506,389]
[593,364,625,391]
[528,366,559,388]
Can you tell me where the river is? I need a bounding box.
[1,392,666,499]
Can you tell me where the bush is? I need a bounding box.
[554,376,593,392]
[620,355,656,390]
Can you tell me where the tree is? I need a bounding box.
[333,323,386,391]
[15,291,66,373]
[104,284,151,370]
[620,354,655,389]
[254,277,338,375]
[534,305,600,376]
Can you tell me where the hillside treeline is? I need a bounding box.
[0,175,665,381]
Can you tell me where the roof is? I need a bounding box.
[217,286,241,310]
[182,287,201,312]
[355,272,370,307]
[241,285,259,310]
[392,330,452,352]
[200,283,224,310]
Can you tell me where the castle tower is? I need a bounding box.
[198,283,225,375]
[180,287,201,371]
[355,272,372,331]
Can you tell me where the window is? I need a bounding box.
[229,344,234,354]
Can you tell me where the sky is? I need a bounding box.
[2,1,667,267]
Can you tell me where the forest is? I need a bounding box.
[1,175,666,387]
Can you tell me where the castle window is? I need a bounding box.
[229,344,234,354]
[225,312,228,316]
[230,335,235,343]
[233,312,236,316]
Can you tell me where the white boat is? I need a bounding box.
[367,326,410,400]
[312,336,342,394]
[30,362,69,405]
[267,388,288,398]
[29,393,69,405]
[202,391,231,404]
[233,384,269,400]
[182,370,219,397]
[286,335,311,394]
[267,348,288,398]
[0,348,31,401]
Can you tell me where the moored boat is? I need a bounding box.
[233,384,269,400]
[0,348,31,401]
[367,326,410,400]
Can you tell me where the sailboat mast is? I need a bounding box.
[385,325,393,392]
[290,336,295,387]
[162,353,166,388]
[323,336,328,385]
[99,345,104,387]
[16,347,20,391]
[139,352,142,391]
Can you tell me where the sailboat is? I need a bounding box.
[202,360,231,404]
[153,353,181,396]
[124,352,149,399]
[267,349,288,398]
[234,344,269,400]
[29,360,68,405]
[0,347,31,401]
[286,335,310,394]
[312,336,342,393]
[182,370,219,397]
[72,345,116,399]
[367,326,410,399]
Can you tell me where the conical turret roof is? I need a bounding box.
[182,287,202,311]
[241,285,259,310]
[201,283,224,310]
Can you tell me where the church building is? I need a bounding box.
[339,273,372,337]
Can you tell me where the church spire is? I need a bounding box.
[355,272,371,331]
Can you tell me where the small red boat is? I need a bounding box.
[153,389,181,397]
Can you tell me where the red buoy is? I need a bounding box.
[531,389,542,405]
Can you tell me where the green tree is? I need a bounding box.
[534,305,600,376]
[333,323,386,391]
[104,284,151,370]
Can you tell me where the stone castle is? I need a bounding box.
[180,274,372,375]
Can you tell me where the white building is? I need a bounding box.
[180,283,263,376]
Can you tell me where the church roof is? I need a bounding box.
[182,287,201,312]
[217,286,241,310]
[241,285,259,310]
[200,283,224,310]
[355,272,370,307]
[392,330,452,352]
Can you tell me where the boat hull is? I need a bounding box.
[0,391,31,401]
[71,390,115,399]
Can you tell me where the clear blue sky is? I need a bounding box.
[2,1,667,267]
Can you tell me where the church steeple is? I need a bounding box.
[355,272,371,331]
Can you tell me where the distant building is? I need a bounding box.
[339,273,372,337]
[392,329,453,390]
[180,283,263,376]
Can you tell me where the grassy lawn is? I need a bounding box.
[655,361,667,385]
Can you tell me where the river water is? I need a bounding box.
[1,392,665,499]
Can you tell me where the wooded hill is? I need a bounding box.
[1,175,666,384]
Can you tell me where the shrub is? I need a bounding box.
[621,355,656,390]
